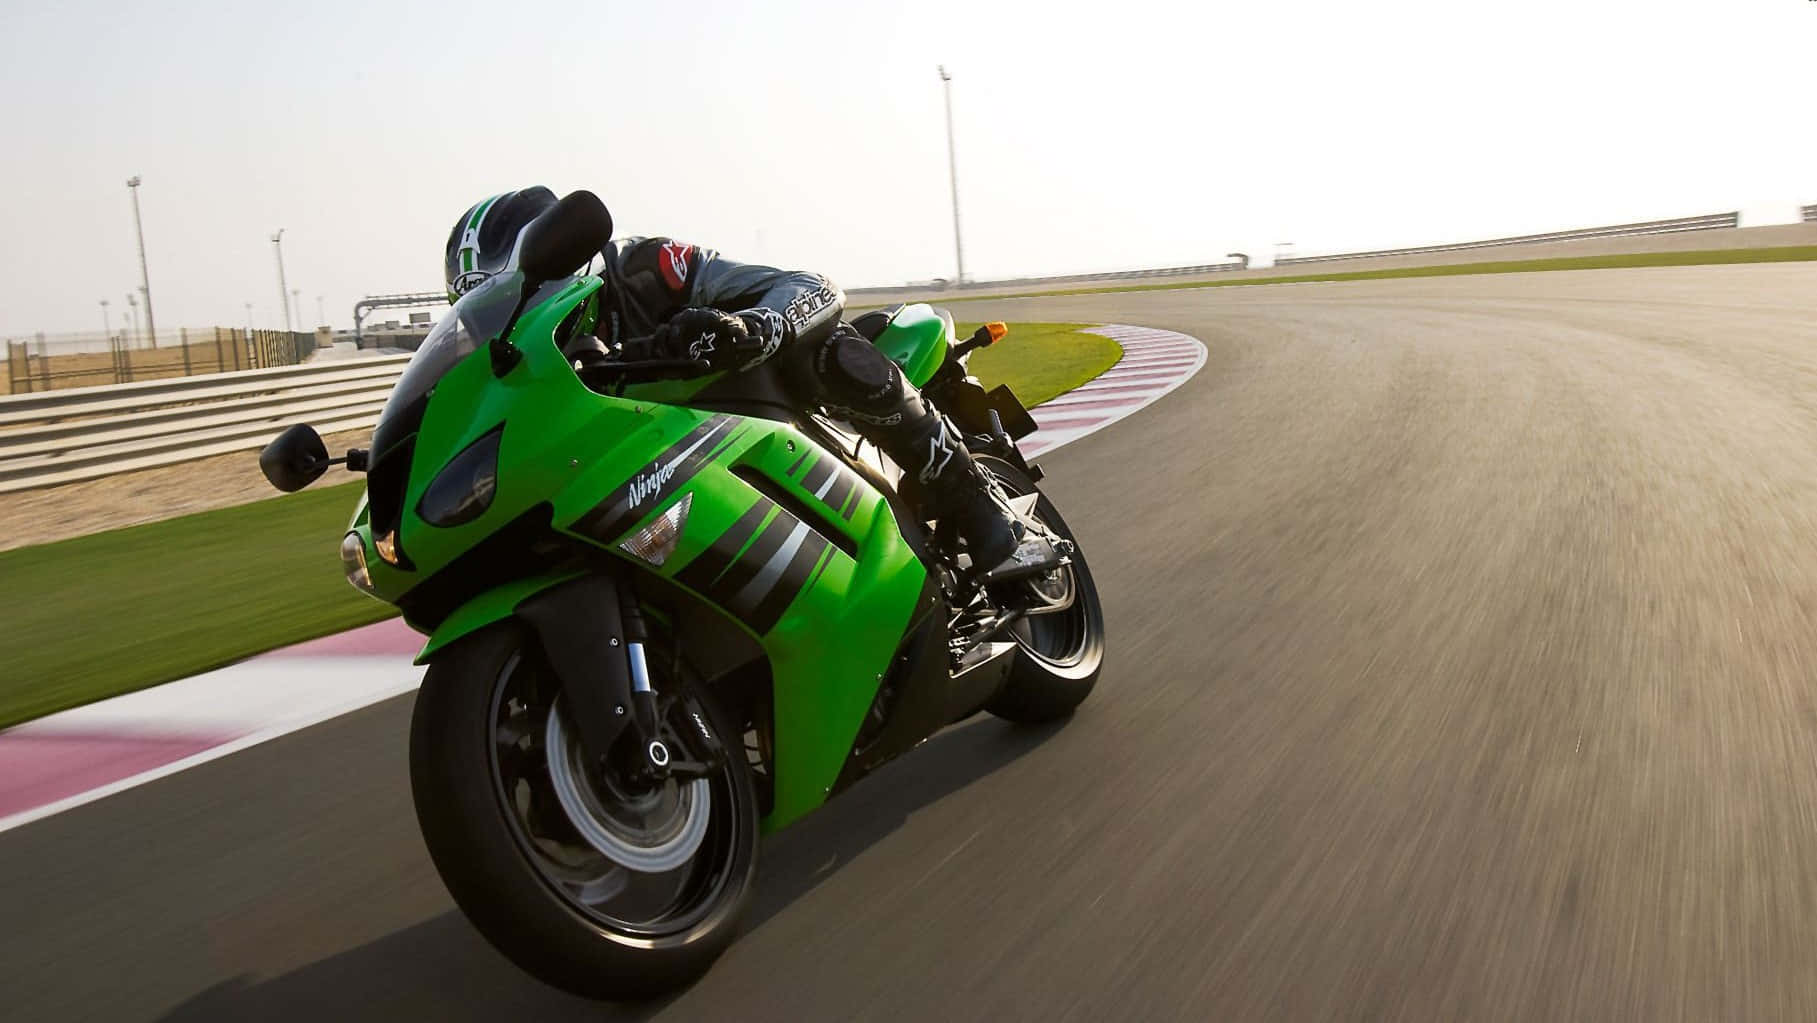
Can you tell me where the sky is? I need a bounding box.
[1,0,1812,337]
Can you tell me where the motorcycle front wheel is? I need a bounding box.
[410,623,758,1001]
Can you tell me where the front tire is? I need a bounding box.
[979,458,1107,722]
[410,625,758,1001]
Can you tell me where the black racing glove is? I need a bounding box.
[650,307,790,372]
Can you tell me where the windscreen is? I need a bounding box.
[369,272,575,458]
[370,272,524,458]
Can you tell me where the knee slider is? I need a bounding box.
[814,330,902,416]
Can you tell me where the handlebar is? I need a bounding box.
[577,356,714,389]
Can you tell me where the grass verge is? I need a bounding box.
[960,322,1122,407]
[929,244,1817,304]
[0,324,1121,728]
[0,483,389,728]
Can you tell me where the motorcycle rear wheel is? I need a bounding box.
[410,624,758,1001]
[979,457,1107,722]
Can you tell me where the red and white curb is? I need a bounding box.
[0,324,1205,833]
[0,621,424,832]
[1021,325,1208,458]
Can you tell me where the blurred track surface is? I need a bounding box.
[8,263,1817,1020]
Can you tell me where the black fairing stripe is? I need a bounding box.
[572,416,735,544]
[704,508,798,600]
[786,449,812,477]
[673,499,772,595]
[799,453,835,496]
[821,466,859,521]
[745,531,832,634]
[671,497,841,635]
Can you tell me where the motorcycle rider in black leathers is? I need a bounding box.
[444,186,1027,572]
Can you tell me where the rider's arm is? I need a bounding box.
[685,248,846,361]
[608,237,844,371]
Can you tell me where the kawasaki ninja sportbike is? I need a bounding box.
[259,192,1104,999]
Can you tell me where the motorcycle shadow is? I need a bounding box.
[742,714,1067,933]
[156,715,1063,1021]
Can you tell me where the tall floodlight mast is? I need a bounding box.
[938,65,965,285]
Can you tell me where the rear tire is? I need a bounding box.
[979,458,1106,722]
[410,625,758,1001]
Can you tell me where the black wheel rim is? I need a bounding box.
[486,651,744,940]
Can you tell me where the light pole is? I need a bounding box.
[126,176,158,348]
[125,292,140,347]
[271,230,294,333]
[938,65,965,285]
[100,299,111,339]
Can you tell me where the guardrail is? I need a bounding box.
[847,260,1248,297]
[1804,204,1817,224]
[1274,212,1740,266]
[0,355,409,493]
[851,211,1749,295]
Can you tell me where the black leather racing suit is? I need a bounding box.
[596,237,843,355]
[594,237,903,428]
[589,236,1019,567]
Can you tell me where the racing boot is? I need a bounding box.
[815,324,1025,572]
[846,392,1021,571]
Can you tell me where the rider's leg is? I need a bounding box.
[808,325,1020,571]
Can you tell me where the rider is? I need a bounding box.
[443,186,1024,571]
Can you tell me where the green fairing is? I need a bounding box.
[350,277,933,830]
[870,304,953,388]
[413,568,586,664]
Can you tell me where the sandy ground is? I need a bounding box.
[16,263,1817,1019]
[0,429,370,551]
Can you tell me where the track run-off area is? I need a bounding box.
[10,262,1817,1020]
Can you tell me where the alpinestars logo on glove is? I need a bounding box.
[659,241,695,291]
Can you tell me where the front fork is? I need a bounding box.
[516,573,725,787]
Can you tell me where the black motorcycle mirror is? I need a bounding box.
[520,190,613,283]
[259,423,370,493]
[490,191,614,377]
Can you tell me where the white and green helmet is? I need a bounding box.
[443,186,560,303]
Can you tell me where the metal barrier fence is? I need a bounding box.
[0,354,409,493]
[1804,204,1817,224]
[848,260,1247,297]
[851,211,1749,295]
[2,328,320,395]
[1274,212,1740,267]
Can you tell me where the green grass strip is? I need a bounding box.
[925,245,1817,304]
[0,483,392,729]
[0,324,1121,728]
[960,322,1122,407]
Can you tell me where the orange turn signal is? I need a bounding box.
[985,322,1009,343]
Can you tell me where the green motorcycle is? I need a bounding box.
[259,192,1104,999]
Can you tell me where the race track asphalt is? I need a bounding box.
[9,262,1817,1021]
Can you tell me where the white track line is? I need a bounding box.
[0,323,1207,834]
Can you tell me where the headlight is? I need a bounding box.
[417,428,501,527]
[341,532,377,596]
